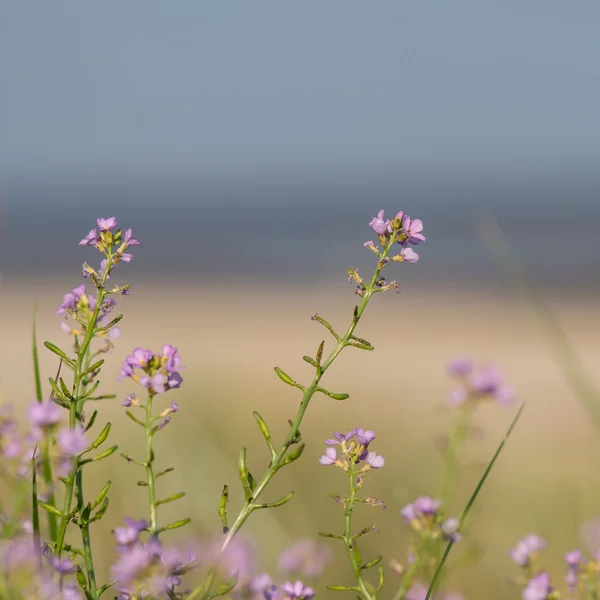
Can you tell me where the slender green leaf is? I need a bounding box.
[32,307,43,401]
[425,402,526,600]
[31,451,42,565]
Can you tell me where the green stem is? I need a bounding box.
[145,393,158,535]
[439,403,476,510]
[343,463,374,600]
[187,237,398,600]
[77,470,98,599]
[55,256,112,556]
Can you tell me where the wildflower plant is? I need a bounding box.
[0,209,537,600]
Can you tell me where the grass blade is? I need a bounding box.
[31,449,42,566]
[32,306,43,401]
[425,402,526,600]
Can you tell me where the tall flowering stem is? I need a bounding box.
[119,345,184,538]
[42,217,139,599]
[54,259,112,559]
[190,210,424,600]
[440,359,515,508]
[318,429,386,600]
[393,497,461,600]
[145,392,159,534]
[438,403,476,509]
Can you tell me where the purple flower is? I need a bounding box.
[79,228,99,247]
[140,373,168,395]
[123,228,141,246]
[325,430,356,446]
[448,358,473,377]
[166,372,183,391]
[278,538,332,578]
[162,345,183,372]
[401,503,418,522]
[406,585,427,600]
[366,451,384,469]
[356,428,375,446]
[523,572,552,600]
[197,536,257,586]
[565,549,582,590]
[402,215,426,245]
[60,582,84,600]
[2,536,38,572]
[49,555,77,574]
[565,549,582,567]
[414,496,442,515]
[470,366,516,405]
[510,534,545,566]
[369,210,390,236]
[3,437,22,459]
[120,346,184,395]
[399,247,419,263]
[99,258,111,279]
[97,216,118,232]
[449,362,516,407]
[112,543,156,591]
[57,427,88,456]
[251,573,274,594]
[402,496,442,523]
[127,348,154,369]
[56,284,87,315]
[28,400,62,430]
[114,517,148,548]
[405,586,463,600]
[319,448,337,466]
[281,580,316,599]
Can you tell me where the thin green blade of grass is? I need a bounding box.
[475,218,600,433]
[31,449,42,566]
[33,306,43,402]
[425,401,526,600]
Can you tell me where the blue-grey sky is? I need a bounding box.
[1,2,599,176]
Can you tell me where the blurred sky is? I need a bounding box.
[1,3,599,288]
[1,1,600,177]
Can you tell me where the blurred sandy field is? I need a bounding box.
[1,276,599,598]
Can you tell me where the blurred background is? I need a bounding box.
[1,2,600,598]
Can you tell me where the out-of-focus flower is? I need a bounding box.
[510,534,546,567]
[28,400,62,431]
[113,517,148,548]
[198,535,258,586]
[278,539,332,578]
[447,359,516,407]
[522,572,553,600]
[57,427,88,456]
